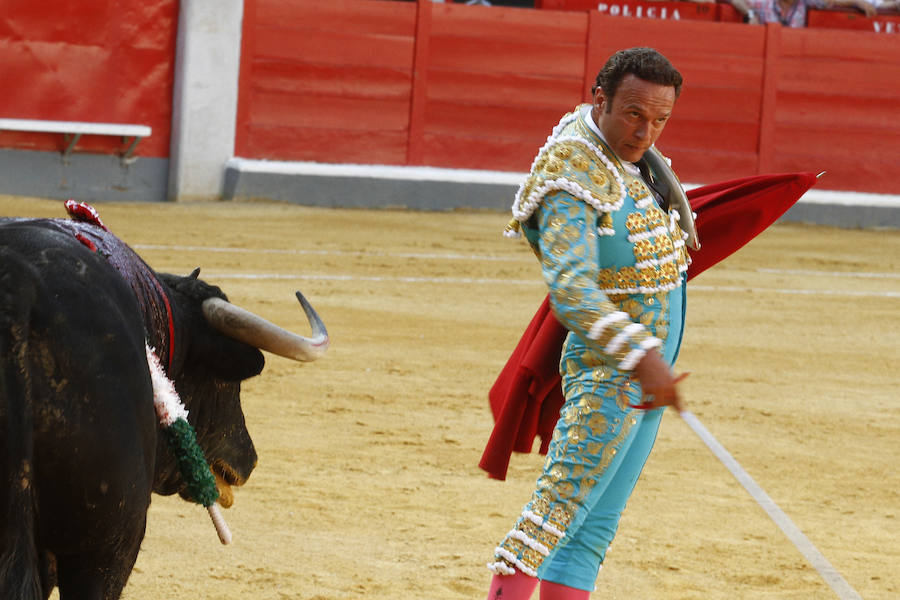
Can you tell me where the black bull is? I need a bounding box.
[0,217,328,599]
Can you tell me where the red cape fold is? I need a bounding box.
[480,172,818,480]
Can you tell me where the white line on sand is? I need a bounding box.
[680,411,862,600]
[187,272,899,299]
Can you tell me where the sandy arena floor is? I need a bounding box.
[3,194,897,600]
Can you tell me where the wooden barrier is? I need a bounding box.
[0,0,176,158]
[538,0,719,21]
[808,8,900,32]
[236,0,900,194]
[236,0,418,165]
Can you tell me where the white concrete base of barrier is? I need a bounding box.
[224,158,900,229]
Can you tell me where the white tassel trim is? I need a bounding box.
[513,176,624,224]
[627,224,670,243]
[620,337,663,371]
[523,510,566,539]
[511,118,626,224]
[491,548,539,578]
[587,311,630,341]
[604,322,645,356]
[486,560,516,576]
[146,344,188,426]
[634,195,654,209]
[508,529,551,556]
[635,249,683,270]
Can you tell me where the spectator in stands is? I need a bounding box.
[871,0,899,12]
[730,0,877,25]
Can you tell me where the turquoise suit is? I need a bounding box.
[488,104,690,591]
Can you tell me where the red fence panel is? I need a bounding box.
[236,0,418,164]
[808,9,900,33]
[235,0,900,194]
[418,3,588,171]
[0,0,177,157]
[770,27,900,193]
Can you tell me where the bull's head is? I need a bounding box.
[152,270,327,508]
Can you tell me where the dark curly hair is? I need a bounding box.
[592,47,683,108]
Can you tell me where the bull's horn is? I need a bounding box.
[201,292,329,362]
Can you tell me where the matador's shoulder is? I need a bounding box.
[509,106,629,233]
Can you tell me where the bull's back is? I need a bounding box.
[0,221,158,596]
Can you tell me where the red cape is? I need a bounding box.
[480,172,818,480]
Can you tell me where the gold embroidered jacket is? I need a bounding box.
[511,104,691,373]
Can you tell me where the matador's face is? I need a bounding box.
[592,74,676,164]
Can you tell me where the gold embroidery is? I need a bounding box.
[556,480,576,500]
[571,154,590,171]
[545,158,564,175]
[553,145,573,160]
[628,179,649,199]
[646,208,667,230]
[626,212,647,234]
[589,169,608,187]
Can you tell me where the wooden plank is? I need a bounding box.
[254,0,416,36]
[781,25,900,62]
[757,23,780,174]
[663,119,760,153]
[245,125,409,164]
[428,36,585,77]
[673,86,762,122]
[773,153,895,193]
[423,102,567,140]
[250,61,412,99]
[253,28,415,70]
[421,132,541,172]
[425,70,582,108]
[664,148,760,182]
[777,58,900,97]
[235,0,257,156]
[776,91,900,129]
[249,91,411,131]
[774,124,900,160]
[588,15,765,58]
[408,0,432,165]
[431,2,587,41]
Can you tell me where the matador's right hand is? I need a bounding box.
[630,349,688,413]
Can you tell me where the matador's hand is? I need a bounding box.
[630,349,689,413]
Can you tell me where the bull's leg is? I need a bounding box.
[54,524,144,600]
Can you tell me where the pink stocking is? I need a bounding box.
[539,580,591,600]
[486,570,539,600]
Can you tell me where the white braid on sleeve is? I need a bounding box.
[604,322,646,355]
[587,311,630,341]
[620,336,663,371]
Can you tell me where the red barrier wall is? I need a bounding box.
[236,0,418,165]
[0,0,177,158]
[236,0,900,194]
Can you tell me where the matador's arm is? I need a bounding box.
[530,191,662,373]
